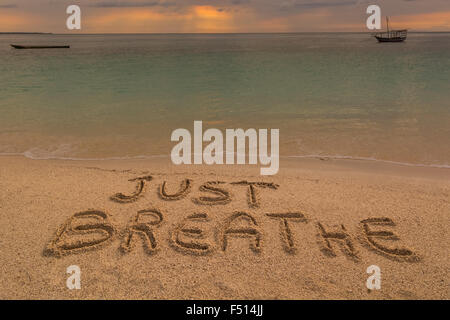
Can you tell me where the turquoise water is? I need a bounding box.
[0,33,449,166]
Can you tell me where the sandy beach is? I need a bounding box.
[0,155,448,299]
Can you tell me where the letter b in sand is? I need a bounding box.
[366,265,381,290]
[66,265,81,290]
[366,5,381,30]
[66,5,81,30]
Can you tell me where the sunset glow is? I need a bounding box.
[0,0,449,33]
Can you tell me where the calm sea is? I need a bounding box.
[0,33,449,166]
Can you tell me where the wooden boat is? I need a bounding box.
[10,44,70,49]
[374,17,407,42]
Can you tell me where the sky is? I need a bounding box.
[1,0,449,33]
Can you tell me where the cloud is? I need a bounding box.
[90,1,175,8]
[291,1,357,9]
[83,5,235,33]
[230,0,250,4]
[2,0,450,32]
[392,10,450,30]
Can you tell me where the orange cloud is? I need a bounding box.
[83,9,186,33]
[193,6,230,20]
[4,3,448,33]
[82,5,236,33]
[188,6,234,32]
[0,11,42,31]
[390,11,450,30]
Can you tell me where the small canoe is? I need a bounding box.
[10,44,70,49]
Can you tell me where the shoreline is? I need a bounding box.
[1,153,449,180]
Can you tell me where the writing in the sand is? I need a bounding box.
[44,176,420,263]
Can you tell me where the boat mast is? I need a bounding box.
[386,16,390,35]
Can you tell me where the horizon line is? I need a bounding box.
[2,31,450,35]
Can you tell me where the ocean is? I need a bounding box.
[0,33,449,166]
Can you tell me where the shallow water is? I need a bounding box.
[0,33,449,166]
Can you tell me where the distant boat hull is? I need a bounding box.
[375,36,406,43]
[10,44,70,49]
[373,28,407,43]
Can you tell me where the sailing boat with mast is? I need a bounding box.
[374,17,407,42]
